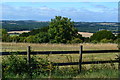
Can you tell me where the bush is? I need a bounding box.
[25,35,35,43]
[2,53,55,78]
[70,38,83,43]
[91,40,98,44]
[19,37,26,42]
[90,30,115,42]
[100,39,113,43]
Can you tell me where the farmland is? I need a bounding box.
[2,42,118,51]
[1,18,120,78]
[2,42,118,63]
[1,18,120,79]
[1,42,119,78]
[1,20,119,33]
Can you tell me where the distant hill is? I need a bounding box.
[1,20,49,31]
[0,20,119,33]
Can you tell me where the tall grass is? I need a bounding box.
[2,42,118,51]
[2,53,119,79]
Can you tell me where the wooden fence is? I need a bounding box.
[1,45,120,72]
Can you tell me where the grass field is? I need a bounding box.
[1,42,118,51]
[1,42,119,64]
[1,42,120,78]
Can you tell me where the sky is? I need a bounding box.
[1,0,119,2]
[1,2,118,22]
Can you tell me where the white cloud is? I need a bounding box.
[2,4,118,22]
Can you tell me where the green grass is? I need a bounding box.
[3,65,119,78]
[75,69,119,78]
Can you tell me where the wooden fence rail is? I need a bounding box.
[1,46,120,73]
[1,50,119,55]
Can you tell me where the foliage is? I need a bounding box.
[24,35,35,43]
[2,53,119,78]
[24,32,49,43]
[19,37,26,42]
[1,29,9,42]
[117,33,120,38]
[48,16,83,43]
[19,32,30,37]
[84,37,91,43]
[19,26,49,37]
[90,30,115,42]
[100,39,113,43]
[33,32,49,43]
[2,20,49,31]
[91,40,98,44]
[9,35,20,42]
[70,38,83,43]
[2,53,55,78]
[2,18,118,43]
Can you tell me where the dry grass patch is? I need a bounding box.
[1,42,118,52]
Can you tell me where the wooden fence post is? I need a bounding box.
[78,45,83,73]
[27,46,31,65]
[118,53,120,70]
[27,46,32,78]
[118,53,120,79]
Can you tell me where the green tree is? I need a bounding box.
[25,36,35,43]
[1,29,10,42]
[34,32,49,43]
[9,36,20,42]
[19,37,26,42]
[48,16,82,43]
[90,30,115,42]
[117,33,120,38]
[19,26,49,37]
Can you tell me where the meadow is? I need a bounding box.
[1,42,118,51]
[1,42,120,78]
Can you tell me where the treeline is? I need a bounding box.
[1,20,119,33]
[1,20,49,31]
[75,22,118,33]
[1,16,120,44]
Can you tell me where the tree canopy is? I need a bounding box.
[48,16,82,43]
[90,30,116,42]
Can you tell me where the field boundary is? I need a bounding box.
[1,45,120,73]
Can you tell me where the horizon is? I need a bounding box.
[2,2,118,22]
[1,20,118,23]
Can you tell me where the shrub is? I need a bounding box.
[100,39,113,43]
[25,35,35,43]
[70,38,83,43]
[91,40,98,44]
[2,53,55,78]
[90,30,115,42]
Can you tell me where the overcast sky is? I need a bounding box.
[1,2,118,22]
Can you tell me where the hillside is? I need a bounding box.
[0,20,119,33]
